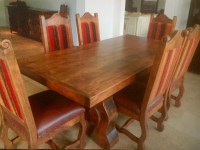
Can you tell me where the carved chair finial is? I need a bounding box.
[161,35,171,43]
[0,39,12,50]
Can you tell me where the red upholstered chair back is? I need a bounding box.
[147,14,177,40]
[0,39,37,138]
[40,13,73,53]
[142,30,186,112]
[173,24,200,80]
[76,12,100,46]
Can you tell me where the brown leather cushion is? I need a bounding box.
[29,90,85,138]
[113,82,164,115]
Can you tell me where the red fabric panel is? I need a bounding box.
[0,74,13,112]
[47,26,55,51]
[148,22,155,39]
[91,22,97,42]
[156,23,162,40]
[156,50,174,96]
[58,25,64,50]
[1,61,23,120]
[89,22,94,43]
[60,25,68,49]
[163,46,181,91]
[178,39,194,77]
[81,22,88,44]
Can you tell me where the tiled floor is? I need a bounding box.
[0,27,200,149]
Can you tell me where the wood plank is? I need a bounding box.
[18,35,159,108]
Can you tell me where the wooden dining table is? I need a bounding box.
[18,35,160,149]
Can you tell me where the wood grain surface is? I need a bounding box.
[18,35,159,108]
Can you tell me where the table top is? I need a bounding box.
[18,35,160,108]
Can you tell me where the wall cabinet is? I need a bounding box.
[7,6,57,40]
[124,13,152,37]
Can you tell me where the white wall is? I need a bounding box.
[0,0,6,26]
[164,0,191,31]
[85,0,125,40]
[157,0,166,12]
[0,0,13,26]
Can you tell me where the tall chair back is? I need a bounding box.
[76,12,100,46]
[113,30,188,150]
[173,24,200,80]
[0,39,37,144]
[168,24,200,107]
[143,30,186,113]
[0,39,86,149]
[40,13,73,53]
[147,14,177,40]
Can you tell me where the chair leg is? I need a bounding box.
[0,122,12,149]
[137,118,148,150]
[165,93,172,121]
[77,114,86,149]
[157,104,167,132]
[175,83,184,107]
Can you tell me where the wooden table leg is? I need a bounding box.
[94,97,119,149]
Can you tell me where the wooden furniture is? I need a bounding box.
[141,0,159,14]
[7,6,57,40]
[124,12,153,37]
[59,4,69,19]
[147,14,177,40]
[40,13,73,53]
[76,12,100,46]
[113,31,187,150]
[18,35,160,149]
[0,39,86,149]
[169,24,200,108]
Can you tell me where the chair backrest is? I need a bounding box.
[147,14,177,40]
[0,39,37,140]
[173,24,200,81]
[40,13,73,53]
[76,12,100,46]
[142,30,187,114]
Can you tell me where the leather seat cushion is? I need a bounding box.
[29,90,85,138]
[113,81,164,115]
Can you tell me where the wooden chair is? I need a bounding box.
[76,12,100,46]
[40,13,73,53]
[147,14,177,40]
[168,24,200,108]
[59,4,69,19]
[0,39,86,149]
[113,30,187,150]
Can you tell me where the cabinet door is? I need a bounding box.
[136,15,151,37]
[7,7,19,32]
[28,11,41,39]
[127,23,137,35]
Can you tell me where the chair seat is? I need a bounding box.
[113,82,164,115]
[29,90,85,138]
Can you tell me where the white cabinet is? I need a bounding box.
[124,13,154,37]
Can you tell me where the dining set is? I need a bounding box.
[0,11,199,150]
